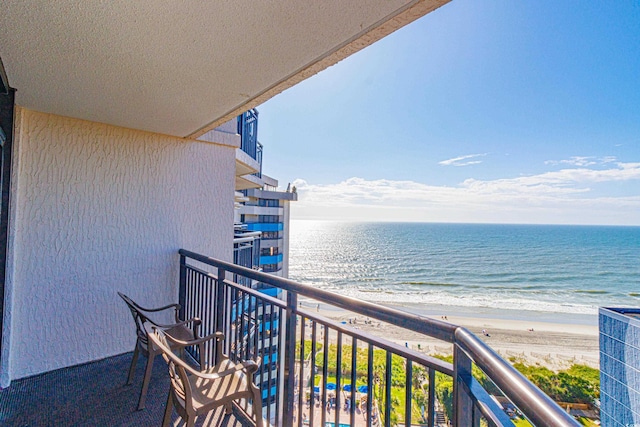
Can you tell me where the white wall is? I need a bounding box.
[1,109,236,385]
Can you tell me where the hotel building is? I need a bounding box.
[599,307,640,426]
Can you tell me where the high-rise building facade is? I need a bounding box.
[599,307,640,426]
[212,109,296,414]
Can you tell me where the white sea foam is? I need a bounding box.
[289,221,640,319]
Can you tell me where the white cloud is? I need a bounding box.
[290,163,640,225]
[545,156,618,167]
[439,153,487,167]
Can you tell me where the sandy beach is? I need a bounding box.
[300,301,599,370]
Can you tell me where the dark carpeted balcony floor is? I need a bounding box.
[0,352,250,427]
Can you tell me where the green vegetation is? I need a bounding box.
[306,344,599,427]
[511,363,599,404]
[576,417,599,427]
[295,339,321,360]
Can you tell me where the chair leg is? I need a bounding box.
[250,384,262,427]
[162,392,173,427]
[126,343,140,386]
[137,353,155,410]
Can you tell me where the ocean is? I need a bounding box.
[288,221,640,325]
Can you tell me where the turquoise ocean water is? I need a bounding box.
[289,221,640,325]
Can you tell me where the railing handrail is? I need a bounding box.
[179,249,579,427]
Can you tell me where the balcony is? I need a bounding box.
[178,250,580,427]
[0,249,580,426]
[0,351,254,426]
[246,223,284,233]
[235,109,264,189]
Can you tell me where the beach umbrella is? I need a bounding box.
[326,383,336,391]
[313,386,320,393]
[343,384,352,392]
[357,385,368,393]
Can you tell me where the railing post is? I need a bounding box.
[453,343,476,427]
[178,253,186,321]
[428,368,435,427]
[282,291,297,427]
[215,267,226,336]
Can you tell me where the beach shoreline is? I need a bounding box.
[298,299,599,369]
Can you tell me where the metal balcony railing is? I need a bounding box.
[238,109,259,159]
[234,230,262,275]
[178,249,579,427]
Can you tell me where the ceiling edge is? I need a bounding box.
[186,0,450,139]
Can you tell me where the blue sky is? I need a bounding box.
[257,0,640,225]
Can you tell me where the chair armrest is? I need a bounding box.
[162,330,225,368]
[152,317,201,331]
[137,302,181,314]
[163,330,224,347]
[149,327,259,382]
[193,359,261,380]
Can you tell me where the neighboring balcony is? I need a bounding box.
[236,149,264,190]
[246,223,284,232]
[235,108,263,190]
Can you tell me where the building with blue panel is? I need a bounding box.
[599,307,640,426]
[239,184,297,277]
[224,109,296,415]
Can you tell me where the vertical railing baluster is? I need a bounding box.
[199,272,206,362]
[194,272,201,362]
[385,351,392,427]
[453,343,474,427]
[428,368,435,427]
[367,344,373,427]
[253,295,259,361]
[473,403,483,426]
[275,305,284,427]
[257,296,265,424]
[321,324,328,427]
[335,331,342,427]
[178,253,186,321]
[406,359,413,427]
[239,291,246,361]
[207,275,215,364]
[215,267,226,338]
[350,337,357,427]
[283,291,297,427]
[298,316,305,427]
[310,321,317,427]
[266,303,274,425]
[231,288,237,361]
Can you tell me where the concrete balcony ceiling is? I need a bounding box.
[0,1,448,138]
[235,149,261,177]
[235,174,264,191]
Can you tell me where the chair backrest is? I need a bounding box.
[118,292,151,346]
[148,327,191,403]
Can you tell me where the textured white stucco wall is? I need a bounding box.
[2,109,235,383]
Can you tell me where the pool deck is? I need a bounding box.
[294,394,374,427]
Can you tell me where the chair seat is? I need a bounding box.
[165,323,197,342]
[185,360,252,412]
[150,328,263,427]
